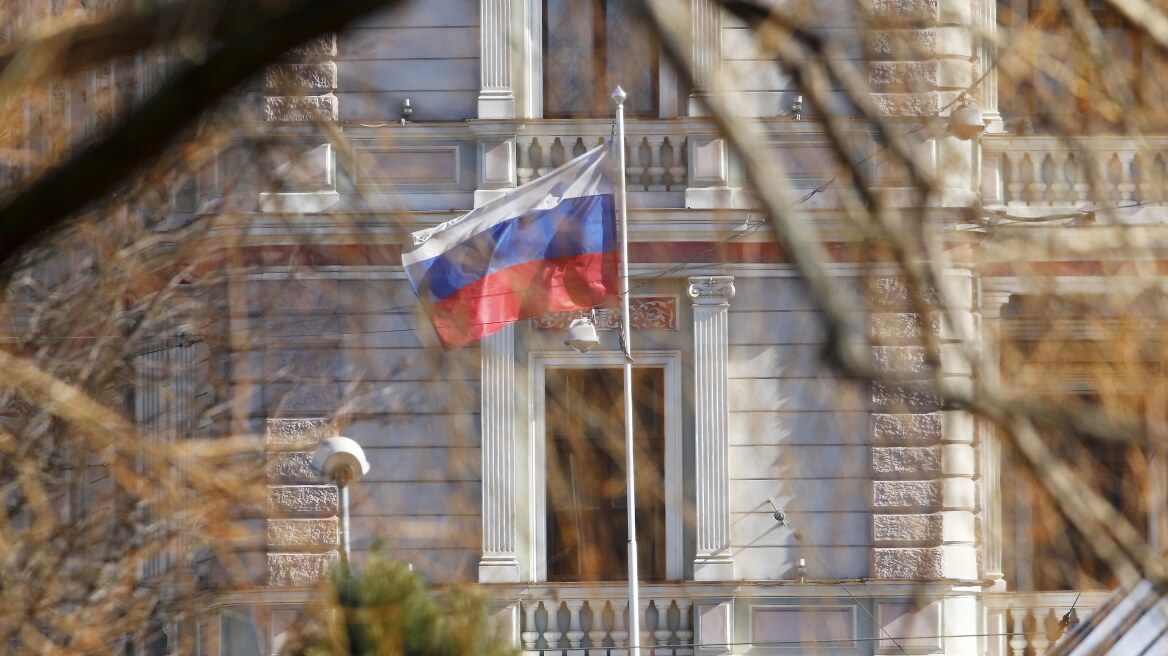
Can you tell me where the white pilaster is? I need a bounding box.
[479,0,516,119]
[479,323,521,582]
[689,276,735,580]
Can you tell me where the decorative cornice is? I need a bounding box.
[688,276,736,304]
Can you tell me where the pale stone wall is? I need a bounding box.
[726,277,872,580]
[338,1,481,121]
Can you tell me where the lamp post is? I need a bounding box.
[311,436,370,562]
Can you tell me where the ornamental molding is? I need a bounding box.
[688,276,736,304]
[533,295,677,331]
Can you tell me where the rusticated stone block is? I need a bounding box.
[268,552,338,586]
[267,518,339,547]
[873,513,943,544]
[870,61,938,90]
[871,0,939,22]
[264,94,338,122]
[265,383,340,414]
[870,92,942,117]
[869,29,938,59]
[289,34,337,58]
[870,312,941,343]
[269,485,338,515]
[872,412,943,443]
[869,278,940,309]
[874,480,942,510]
[266,417,331,446]
[264,62,338,93]
[872,446,943,477]
[872,382,942,410]
[873,547,945,579]
[873,346,932,374]
[267,452,318,481]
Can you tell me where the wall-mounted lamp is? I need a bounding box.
[564,310,601,353]
[948,96,985,141]
[401,98,413,126]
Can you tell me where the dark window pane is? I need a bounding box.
[545,367,666,581]
[544,0,658,117]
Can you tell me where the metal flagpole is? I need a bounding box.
[612,84,641,656]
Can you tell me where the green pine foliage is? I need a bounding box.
[287,550,515,656]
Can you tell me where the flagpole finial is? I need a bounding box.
[611,85,627,105]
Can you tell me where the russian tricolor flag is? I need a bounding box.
[403,145,619,349]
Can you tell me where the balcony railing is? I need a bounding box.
[985,591,1112,656]
[512,121,688,192]
[516,583,694,655]
[982,135,1168,208]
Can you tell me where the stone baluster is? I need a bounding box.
[587,601,609,651]
[1006,609,1026,656]
[668,137,687,190]
[638,598,655,648]
[565,599,586,656]
[1118,151,1137,203]
[521,602,540,651]
[533,138,551,179]
[1050,151,1072,204]
[653,598,676,646]
[544,601,564,650]
[675,597,694,656]
[610,599,629,655]
[549,137,567,170]
[626,137,646,191]
[1006,154,1026,206]
[1072,154,1091,203]
[647,135,668,191]
[516,136,535,185]
[1027,153,1047,204]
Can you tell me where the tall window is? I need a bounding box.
[544,367,666,581]
[998,0,1168,132]
[543,0,659,118]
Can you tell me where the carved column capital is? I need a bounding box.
[688,276,736,305]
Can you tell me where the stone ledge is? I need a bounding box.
[870,0,939,23]
[873,480,942,510]
[268,552,338,586]
[268,518,340,548]
[269,485,338,516]
[872,445,943,477]
[871,413,943,443]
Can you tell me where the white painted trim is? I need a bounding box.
[528,350,684,582]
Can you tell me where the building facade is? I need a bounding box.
[7,0,1165,654]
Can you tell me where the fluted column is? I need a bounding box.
[689,276,735,580]
[479,323,520,582]
[478,0,516,118]
[689,0,722,116]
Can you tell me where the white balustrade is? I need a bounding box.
[517,586,695,656]
[510,121,689,193]
[983,136,1168,208]
[985,591,1110,656]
